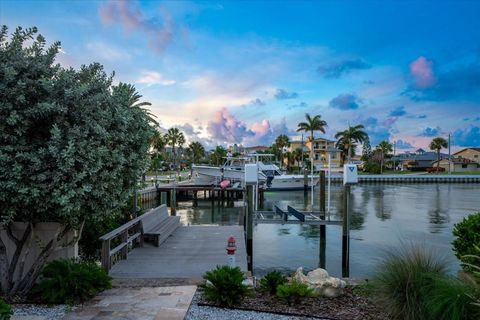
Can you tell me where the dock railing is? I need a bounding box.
[99,214,145,272]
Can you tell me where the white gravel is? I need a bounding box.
[12,304,72,320]
[185,292,318,320]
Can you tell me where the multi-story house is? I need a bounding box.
[288,138,342,170]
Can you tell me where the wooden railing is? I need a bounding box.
[99,215,145,272]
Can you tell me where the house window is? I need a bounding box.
[474,155,479,158]
[462,164,468,168]
[331,153,337,159]
[315,154,319,160]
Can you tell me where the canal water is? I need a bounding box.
[173,183,479,278]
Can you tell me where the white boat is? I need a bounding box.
[192,154,319,191]
[192,157,267,186]
[252,154,319,191]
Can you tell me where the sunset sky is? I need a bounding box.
[2,0,479,151]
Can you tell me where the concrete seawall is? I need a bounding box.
[327,174,480,183]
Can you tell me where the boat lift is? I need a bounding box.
[254,205,342,226]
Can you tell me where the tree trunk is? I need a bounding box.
[0,222,83,299]
[437,149,440,174]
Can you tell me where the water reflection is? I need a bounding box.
[161,183,479,278]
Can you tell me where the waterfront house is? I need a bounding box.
[391,149,451,171]
[244,145,270,154]
[454,148,480,164]
[288,138,342,170]
[432,158,480,172]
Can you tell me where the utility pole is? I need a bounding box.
[448,133,451,175]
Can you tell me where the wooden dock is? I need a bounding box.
[108,225,248,280]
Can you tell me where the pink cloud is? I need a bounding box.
[410,56,436,89]
[99,0,175,54]
[207,108,254,144]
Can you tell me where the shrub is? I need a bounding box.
[31,259,112,304]
[0,299,12,320]
[201,265,252,307]
[276,280,315,305]
[453,212,480,271]
[372,245,448,320]
[259,271,288,295]
[363,162,381,174]
[462,245,480,312]
[423,275,479,320]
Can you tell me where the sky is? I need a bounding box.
[1,0,480,151]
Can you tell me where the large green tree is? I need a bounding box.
[274,134,290,168]
[165,127,185,168]
[377,140,393,174]
[429,137,448,173]
[296,113,327,171]
[0,26,155,297]
[210,146,228,165]
[334,124,368,163]
[187,141,206,165]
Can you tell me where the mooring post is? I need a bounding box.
[245,184,254,271]
[303,168,308,194]
[193,191,198,207]
[319,170,326,269]
[170,188,177,216]
[342,184,350,277]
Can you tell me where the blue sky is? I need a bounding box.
[2,0,480,151]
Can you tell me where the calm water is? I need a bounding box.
[174,183,479,278]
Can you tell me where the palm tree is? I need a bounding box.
[429,137,448,173]
[297,113,327,168]
[377,140,393,174]
[210,146,228,165]
[187,141,205,176]
[334,124,368,163]
[285,151,295,172]
[293,147,303,168]
[151,130,166,153]
[275,134,290,168]
[165,127,185,168]
[114,83,157,124]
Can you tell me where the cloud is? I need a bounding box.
[249,98,266,106]
[361,117,391,146]
[136,70,176,86]
[85,41,132,61]
[405,58,480,101]
[452,126,480,146]
[288,101,308,109]
[395,139,414,149]
[207,108,254,144]
[317,58,371,78]
[329,93,362,110]
[244,117,295,146]
[420,126,441,137]
[389,106,407,117]
[410,56,436,89]
[417,114,427,119]
[99,0,176,54]
[274,88,299,100]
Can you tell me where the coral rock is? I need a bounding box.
[293,267,346,298]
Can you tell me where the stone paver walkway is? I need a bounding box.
[63,285,197,320]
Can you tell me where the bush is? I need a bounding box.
[372,245,448,320]
[423,275,479,320]
[259,271,288,295]
[453,212,480,271]
[276,280,315,305]
[201,266,252,307]
[31,259,112,304]
[0,299,12,320]
[363,162,381,174]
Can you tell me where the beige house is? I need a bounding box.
[432,158,480,172]
[454,148,480,163]
[288,138,342,170]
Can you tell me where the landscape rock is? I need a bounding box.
[293,267,346,298]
